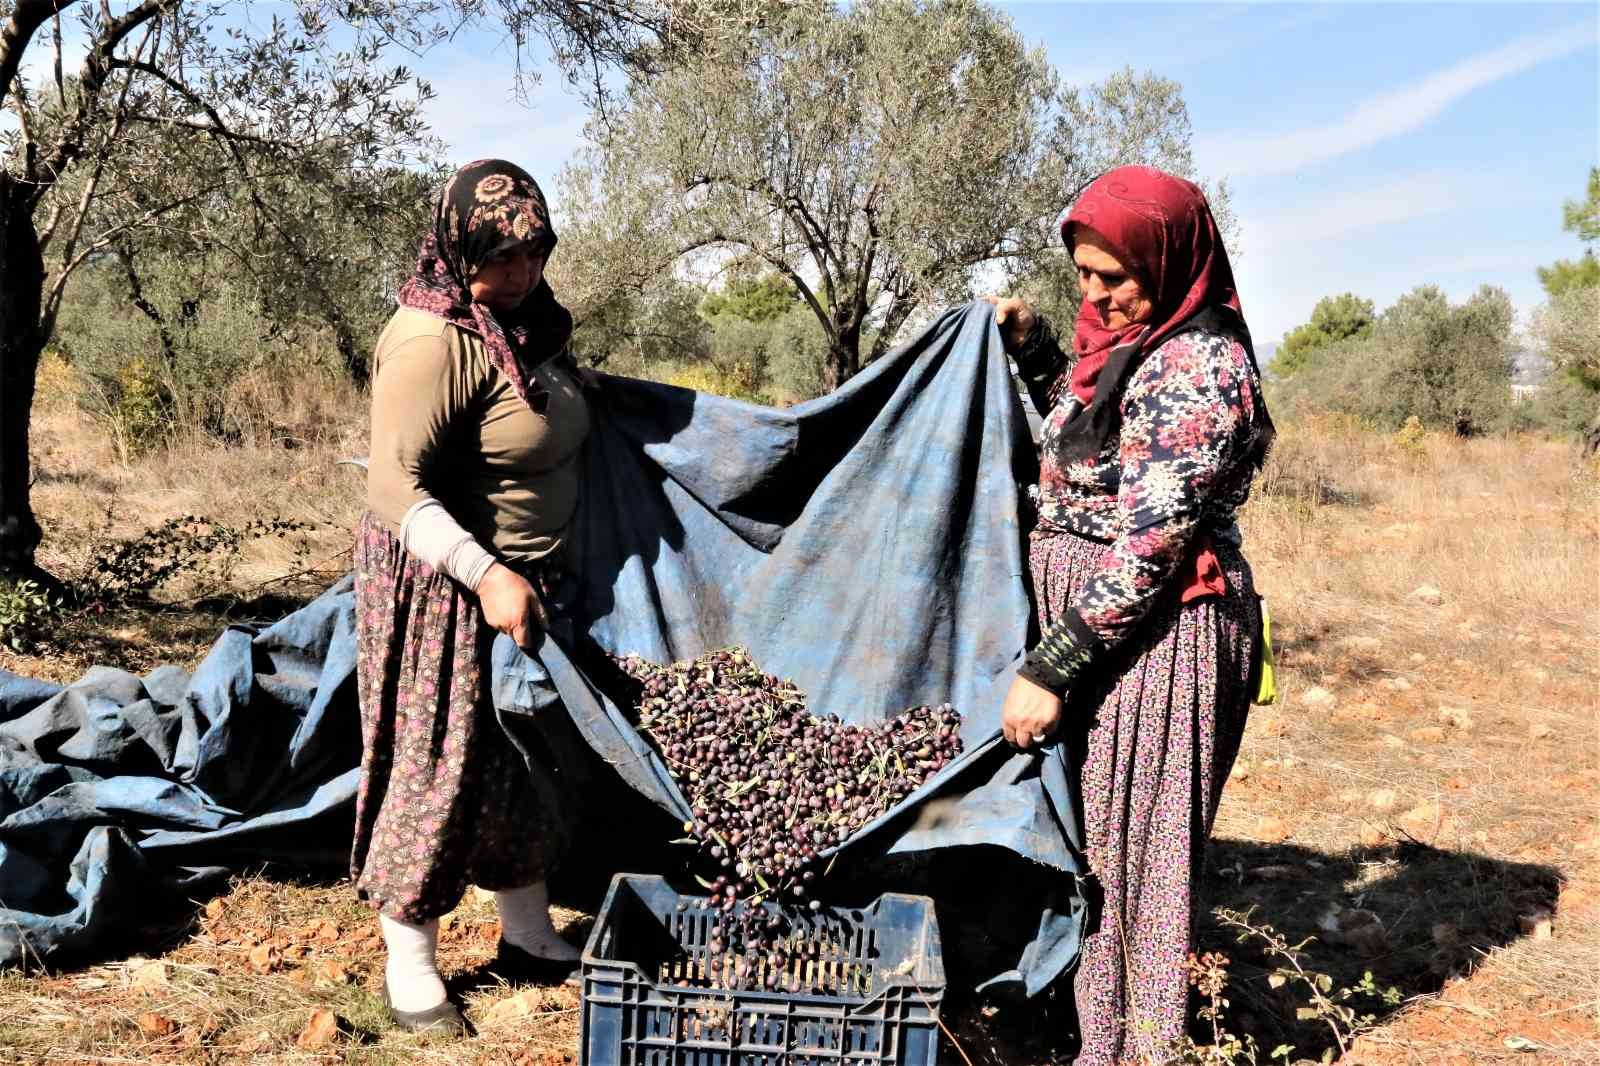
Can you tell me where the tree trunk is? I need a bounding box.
[822,313,863,393]
[1583,406,1600,459]
[330,310,368,388]
[0,174,47,579]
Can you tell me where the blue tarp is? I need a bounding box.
[0,301,1086,993]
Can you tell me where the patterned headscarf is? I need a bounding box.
[1054,165,1272,464]
[397,159,573,407]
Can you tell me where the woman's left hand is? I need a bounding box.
[1001,675,1062,750]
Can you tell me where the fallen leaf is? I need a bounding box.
[1409,726,1446,744]
[1248,864,1306,881]
[136,1011,176,1038]
[480,988,545,1026]
[295,1008,340,1049]
[247,942,283,974]
[314,959,351,984]
[1528,723,1553,740]
[1437,707,1474,730]
[1504,1035,1543,1052]
[312,919,340,944]
[1409,584,1444,606]
[131,960,169,992]
[203,899,225,921]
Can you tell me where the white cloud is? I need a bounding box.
[1200,19,1597,178]
[1242,169,1510,252]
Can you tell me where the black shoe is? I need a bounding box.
[380,979,469,1036]
[488,939,582,987]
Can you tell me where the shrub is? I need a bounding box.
[0,578,64,652]
[80,514,313,608]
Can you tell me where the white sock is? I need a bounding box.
[496,881,579,960]
[379,914,447,1012]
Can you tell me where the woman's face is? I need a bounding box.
[469,241,545,312]
[1071,225,1153,331]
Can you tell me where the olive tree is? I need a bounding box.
[562,0,1211,391]
[0,0,761,581]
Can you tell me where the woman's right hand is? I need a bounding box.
[980,295,1037,353]
[476,563,549,650]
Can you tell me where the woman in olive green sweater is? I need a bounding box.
[351,159,593,1034]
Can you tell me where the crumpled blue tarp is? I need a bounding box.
[0,301,1085,993]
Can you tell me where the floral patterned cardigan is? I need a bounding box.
[1011,317,1271,695]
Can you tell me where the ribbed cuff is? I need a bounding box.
[1020,608,1105,694]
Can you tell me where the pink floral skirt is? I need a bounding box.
[1032,529,1256,1065]
[349,511,552,922]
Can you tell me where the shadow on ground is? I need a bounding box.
[793,838,1562,1065]
[1192,836,1562,1060]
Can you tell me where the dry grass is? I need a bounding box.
[2,397,1597,1064]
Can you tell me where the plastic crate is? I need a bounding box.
[580,874,946,1065]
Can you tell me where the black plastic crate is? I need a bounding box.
[580,874,946,1065]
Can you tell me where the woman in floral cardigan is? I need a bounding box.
[987,165,1274,1065]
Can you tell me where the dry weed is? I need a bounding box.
[2,411,1596,1064]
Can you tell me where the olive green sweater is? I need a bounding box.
[366,307,591,564]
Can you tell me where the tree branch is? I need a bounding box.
[116,242,178,365]
[40,20,153,332]
[51,7,64,105]
[33,0,168,203]
[121,111,292,148]
[9,72,38,182]
[0,0,73,117]
[109,57,298,152]
[39,165,297,330]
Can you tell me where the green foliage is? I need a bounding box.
[562,0,1208,389]
[1536,254,1600,298]
[664,363,767,403]
[52,255,363,452]
[1270,294,1374,378]
[1532,282,1600,383]
[0,578,64,653]
[81,514,312,608]
[1176,909,1401,1065]
[1561,166,1600,245]
[700,272,798,324]
[1392,415,1426,456]
[1273,285,1516,434]
[1508,366,1600,435]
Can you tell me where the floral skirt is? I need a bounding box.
[350,511,553,923]
[1031,529,1256,1065]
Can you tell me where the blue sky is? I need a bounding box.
[11,3,1595,345]
[422,1,1598,345]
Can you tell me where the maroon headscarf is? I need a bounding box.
[397,159,573,408]
[1060,165,1242,406]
